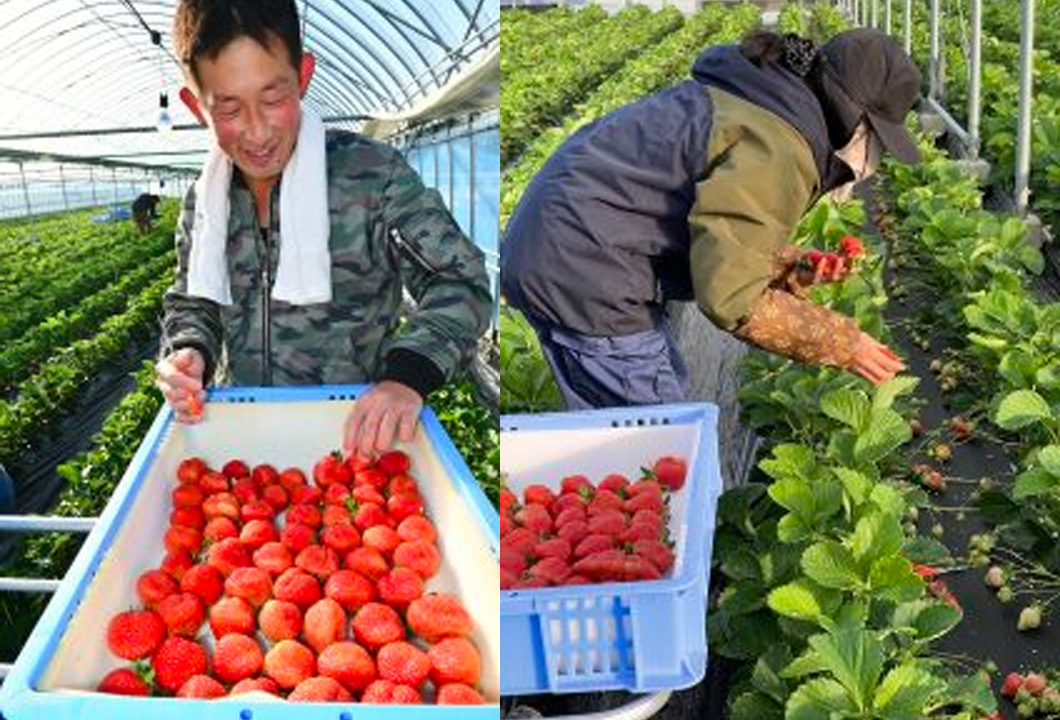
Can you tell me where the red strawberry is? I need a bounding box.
[258,599,303,642]
[288,675,353,702]
[324,482,352,506]
[263,639,316,690]
[354,468,389,490]
[363,525,402,557]
[1001,672,1023,698]
[203,516,239,543]
[500,514,514,536]
[627,480,663,499]
[289,484,322,506]
[387,474,419,497]
[562,575,592,586]
[345,546,390,581]
[527,557,572,585]
[513,577,549,589]
[436,683,485,704]
[230,677,279,696]
[278,467,308,492]
[295,544,340,580]
[176,457,208,485]
[209,596,256,639]
[199,471,230,495]
[587,490,625,516]
[599,473,630,495]
[273,567,322,610]
[353,502,392,531]
[207,537,252,576]
[225,566,274,607]
[213,633,264,684]
[352,602,406,650]
[428,636,481,686]
[106,610,166,660]
[176,674,226,699]
[304,597,347,653]
[241,500,275,523]
[523,484,556,507]
[152,636,207,693]
[514,503,552,534]
[161,549,194,581]
[137,569,179,608]
[502,527,537,557]
[353,484,386,506]
[322,504,353,527]
[561,475,594,495]
[251,463,279,488]
[164,524,203,555]
[839,234,864,259]
[202,492,240,522]
[651,456,687,491]
[317,641,377,693]
[377,567,424,609]
[376,641,431,687]
[240,518,278,551]
[621,523,661,544]
[314,451,351,488]
[500,545,528,577]
[97,667,150,695]
[361,678,422,704]
[553,506,586,528]
[156,592,205,637]
[633,539,675,573]
[321,523,361,554]
[280,522,316,553]
[253,541,294,576]
[170,506,206,530]
[500,568,518,590]
[587,511,626,537]
[171,484,205,509]
[499,487,518,514]
[406,593,473,642]
[261,484,289,512]
[217,459,246,480]
[556,520,590,544]
[630,509,664,531]
[377,450,411,476]
[324,569,377,612]
[387,492,424,522]
[552,492,588,515]
[574,550,661,582]
[1024,672,1048,695]
[180,563,225,606]
[397,515,437,543]
[392,539,441,579]
[625,492,664,514]
[534,538,572,562]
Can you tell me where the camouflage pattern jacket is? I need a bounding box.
[162,131,492,396]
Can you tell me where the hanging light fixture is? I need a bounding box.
[157,91,173,133]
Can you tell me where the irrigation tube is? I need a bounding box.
[968,0,982,159]
[904,0,913,54]
[1016,0,1036,215]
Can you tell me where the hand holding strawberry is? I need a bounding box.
[797,234,865,287]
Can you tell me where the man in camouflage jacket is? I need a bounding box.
[157,0,490,455]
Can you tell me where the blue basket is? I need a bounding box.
[499,403,723,695]
[0,385,499,719]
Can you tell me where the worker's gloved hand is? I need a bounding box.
[850,332,905,385]
[343,381,423,458]
[156,348,206,423]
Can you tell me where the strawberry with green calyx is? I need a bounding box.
[839,234,864,260]
[644,456,687,491]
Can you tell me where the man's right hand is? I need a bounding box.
[851,332,906,385]
[156,348,206,423]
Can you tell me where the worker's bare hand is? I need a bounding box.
[156,348,206,423]
[343,381,422,458]
[850,332,905,385]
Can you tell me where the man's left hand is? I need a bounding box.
[343,381,423,458]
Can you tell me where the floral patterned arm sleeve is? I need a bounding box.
[734,288,861,368]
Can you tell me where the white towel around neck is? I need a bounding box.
[186,106,332,306]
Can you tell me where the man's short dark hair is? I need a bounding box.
[173,0,302,86]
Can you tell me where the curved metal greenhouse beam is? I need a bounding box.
[303,14,398,109]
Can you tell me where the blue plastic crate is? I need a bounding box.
[0,385,499,719]
[499,403,723,695]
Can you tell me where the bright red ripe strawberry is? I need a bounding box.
[437,683,485,705]
[202,492,240,522]
[261,484,289,512]
[161,549,194,581]
[397,515,437,543]
[324,483,352,507]
[176,674,226,699]
[503,527,538,557]
[251,463,279,488]
[513,576,549,589]
[314,451,351,488]
[392,539,441,579]
[633,539,675,573]
[352,484,386,506]
[552,492,588,515]
[280,522,316,553]
[278,467,308,492]
[587,511,626,537]
[199,471,230,495]
[575,550,661,582]
[304,597,347,653]
[209,596,256,639]
[354,467,389,490]
[170,506,206,530]
[527,557,572,585]
[345,546,390,581]
[630,509,664,531]
[500,568,518,590]
[621,523,661,544]
[561,475,594,496]
[289,484,322,506]
[176,457,208,485]
[1001,672,1023,698]
[499,487,518,515]
[361,678,422,704]
[325,569,376,612]
[273,567,322,610]
[171,484,205,509]
[500,514,514,536]
[107,609,166,660]
[152,636,207,693]
[625,492,664,514]
[222,459,250,480]
[317,641,377,693]
[363,525,402,557]
[207,537,252,577]
[839,234,864,259]
[203,516,239,543]
[406,593,472,643]
[377,567,424,609]
[263,639,316,690]
[321,504,353,527]
[230,676,280,696]
[387,474,420,497]
[295,544,340,580]
[534,538,572,562]
[429,636,482,686]
[156,592,205,637]
[500,546,528,577]
[240,518,278,550]
[347,453,374,474]
[137,569,179,608]
[97,667,150,695]
[599,473,631,495]
[241,500,275,523]
[321,523,361,554]
[387,492,424,522]
[553,506,586,528]
[258,598,303,642]
[253,541,294,576]
[288,675,353,702]
[225,566,273,607]
[587,490,625,516]
[352,602,405,650]
[377,450,411,476]
[627,480,663,499]
[514,503,552,535]
[353,501,392,531]
[213,633,264,684]
[376,641,430,687]
[562,574,592,586]
[651,456,687,491]
[557,519,590,543]
[164,524,203,555]
[180,563,225,606]
[523,484,556,507]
